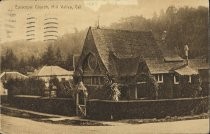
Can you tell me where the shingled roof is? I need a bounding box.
[92,28,163,58]
[146,59,209,75]
[145,59,185,74]
[90,27,163,76]
[174,66,198,75]
[77,27,208,77]
[156,41,183,62]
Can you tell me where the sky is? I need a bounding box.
[0,0,208,43]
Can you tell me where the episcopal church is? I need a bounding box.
[74,27,208,100]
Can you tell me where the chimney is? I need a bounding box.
[184,44,189,65]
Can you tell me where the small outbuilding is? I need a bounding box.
[0,71,28,82]
[32,65,73,82]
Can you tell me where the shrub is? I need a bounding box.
[57,80,75,98]
[4,78,45,96]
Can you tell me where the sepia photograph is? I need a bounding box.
[0,0,209,133]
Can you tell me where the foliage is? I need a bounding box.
[87,97,208,120]
[103,75,121,101]
[41,45,56,65]
[3,76,76,98]
[1,45,73,73]
[66,54,74,70]
[4,78,45,96]
[0,29,86,73]
[48,76,75,98]
[109,83,121,101]
[110,6,208,58]
[1,49,18,71]
[147,74,159,99]
[179,76,202,98]
[57,80,75,98]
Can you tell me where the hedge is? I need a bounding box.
[8,96,209,119]
[1,95,8,104]
[10,95,76,116]
[86,97,209,120]
[5,78,75,98]
[4,78,45,96]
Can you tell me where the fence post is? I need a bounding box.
[76,93,79,115]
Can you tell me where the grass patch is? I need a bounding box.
[40,119,110,126]
[1,106,109,126]
[1,106,58,120]
[121,113,209,124]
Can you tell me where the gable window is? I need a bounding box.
[88,53,98,71]
[92,76,100,85]
[154,74,163,83]
[174,75,179,84]
[83,76,105,86]
[188,75,191,83]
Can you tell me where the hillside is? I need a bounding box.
[0,29,87,60]
[110,6,208,58]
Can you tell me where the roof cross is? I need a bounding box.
[97,15,100,29]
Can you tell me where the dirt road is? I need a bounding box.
[1,114,209,134]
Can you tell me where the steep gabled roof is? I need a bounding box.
[92,28,163,58]
[90,27,163,76]
[77,27,208,77]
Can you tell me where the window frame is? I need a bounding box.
[155,74,163,83]
[188,75,192,83]
[91,76,101,85]
[174,75,179,84]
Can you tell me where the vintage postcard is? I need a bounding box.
[0,0,209,133]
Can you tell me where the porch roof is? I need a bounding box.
[145,59,184,74]
[174,66,198,76]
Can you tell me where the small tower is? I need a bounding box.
[184,44,189,65]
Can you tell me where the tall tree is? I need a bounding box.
[28,55,40,68]
[2,49,18,71]
[18,58,27,74]
[66,54,74,70]
[110,6,208,58]
[55,47,62,63]
[42,45,56,65]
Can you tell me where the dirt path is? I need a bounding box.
[1,114,209,134]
